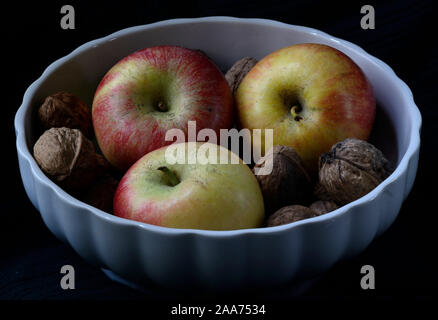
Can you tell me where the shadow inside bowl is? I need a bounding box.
[369,103,399,168]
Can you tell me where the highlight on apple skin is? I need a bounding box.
[92,46,234,172]
[113,142,265,231]
[235,43,376,173]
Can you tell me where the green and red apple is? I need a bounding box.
[113,142,265,230]
[92,46,233,171]
[235,43,376,172]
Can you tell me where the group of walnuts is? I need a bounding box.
[33,92,119,213]
[32,56,393,228]
[252,141,392,227]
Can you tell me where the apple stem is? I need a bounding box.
[290,105,303,122]
[158,166,180,186]
[156,101,168,112]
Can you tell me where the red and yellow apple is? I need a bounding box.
[113,142,265,230]
[235,43,375,173]
[92,46,233,171]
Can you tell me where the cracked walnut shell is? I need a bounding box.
[38,92,93,138]
[253,145,313,215]
[33,127,108,191]
[267,205,316,227]
[225,57,258,94]
[309,200,338,215]
[319,138,393,205]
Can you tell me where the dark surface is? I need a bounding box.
[2,0,437,311]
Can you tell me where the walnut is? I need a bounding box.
[313,182,332,201]
[38,92,93,138]
[253,145,313,215]
[81,174,119,213]
[33,127,109,191]
[267,205,316,227]
[225,57,258,94]
[319,138,393,205]
[309,200,338,216]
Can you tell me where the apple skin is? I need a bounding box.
[92,46,233,171]
[235,43,375,173]
[113,142,265,230]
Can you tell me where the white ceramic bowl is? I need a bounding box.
[15,17,421,291]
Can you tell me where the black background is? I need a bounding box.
[1,0,437,311]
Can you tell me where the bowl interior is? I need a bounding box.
[24,19,407,171]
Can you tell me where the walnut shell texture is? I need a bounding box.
[313,182,332,201]
[33,127,108,191]
[38,92,93,138]
[319,138,393,205]
[309,200,338,216]
[267,205,316,227]
[225,57,258,94]
[253,145,313,215]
